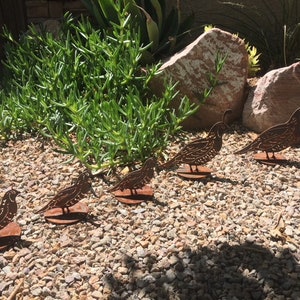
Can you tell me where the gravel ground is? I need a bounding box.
[0,123,299,300]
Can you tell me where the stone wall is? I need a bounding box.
[2,0,299,63]
[171,0,300,72]
[25,0,299,31]
[26,0,87,24]
[0,0,27,58]
[172,0,294,40]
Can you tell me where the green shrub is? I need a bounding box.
[0,12,197,169]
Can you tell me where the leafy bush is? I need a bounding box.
[0,12,197,169]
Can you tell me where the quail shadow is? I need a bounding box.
[127,195,167,206]
[82,213,102,227]
[16,237,34,248]
[281,160,300,169]
[151,197,168,207]
[43,211,87,221]
[0,235,21,250]
[0,235,34,252]
[105,242,300,299]
[206,175,240,185]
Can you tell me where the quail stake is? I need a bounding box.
[0,189,20,230]
[37,171,96,214]
[160,110,232,172]
[108,157,157,194]
[235,107,300,160]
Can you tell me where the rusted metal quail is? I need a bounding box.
[108,157,157,193]
[235,107,300,159]
[0,189,20,230]
[37,171,96,213]
[160,110,232,171]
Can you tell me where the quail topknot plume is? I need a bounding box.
[235,107,300,159]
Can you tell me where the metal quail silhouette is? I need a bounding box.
[235,107,300,159]
[37,171,95,213]
[0,189,20,230]
[108,157,157,193]
[160,110,232,171]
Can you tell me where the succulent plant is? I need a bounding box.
[80,0,194,63]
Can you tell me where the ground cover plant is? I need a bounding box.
[0,9,201,170]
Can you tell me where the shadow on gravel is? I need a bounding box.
[105,242,300,299]
[203,176,240,185]
[282,160,300,169]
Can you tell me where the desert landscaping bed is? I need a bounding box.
[0,123,299,299]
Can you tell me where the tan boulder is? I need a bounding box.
[150,28,248,129]
[243,62,300,132]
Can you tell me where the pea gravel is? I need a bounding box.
[0,123,299,300]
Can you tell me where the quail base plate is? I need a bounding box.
[44,202,89,225]
[253,153,287,166]
[0,222,21,251]
[177,165,212,179]
[112,185,154,204]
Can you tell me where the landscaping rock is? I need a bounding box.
[243,62,300,133]
[150,28,248,129]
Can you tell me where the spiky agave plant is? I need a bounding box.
[81,0,194,63]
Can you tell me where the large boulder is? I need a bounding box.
[150,28,248,129]
[243,62,300,132]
